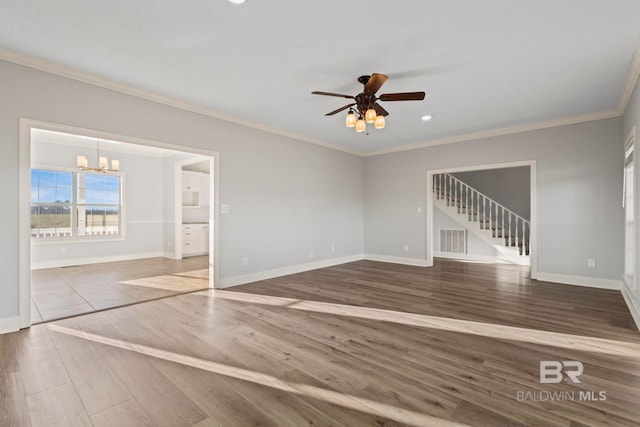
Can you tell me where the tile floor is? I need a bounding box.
[30,256,209,323]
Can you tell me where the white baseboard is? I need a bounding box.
[433,252,530,266]
[218,254,365,289]
[535,272,623,290]
[621,289,640,331]
[363,254,428,267]
[31,251,167,270]
[0,316,20,335]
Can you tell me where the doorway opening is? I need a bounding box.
[19,119,219,327]
[426,160,538,279]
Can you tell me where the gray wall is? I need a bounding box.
[364,117,624,280]
[0,59,364,325]
[452,166,530,219]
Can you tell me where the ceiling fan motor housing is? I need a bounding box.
[355,92,377,114]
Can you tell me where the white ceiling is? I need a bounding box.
[3,1,640,154]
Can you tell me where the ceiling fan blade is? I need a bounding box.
[325,103,356,116]
[311,91,354,99]
[373,102,389,117]
[379,91,426,101]
[364,73,388,94]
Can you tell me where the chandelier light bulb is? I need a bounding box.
[375,115,385,129]
[355,119,366,133]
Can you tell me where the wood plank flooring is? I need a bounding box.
[30,256,209,323]
[3,259,639,426]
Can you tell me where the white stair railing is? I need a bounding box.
[433,173,530,256]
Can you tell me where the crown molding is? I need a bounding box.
[3,46,638,159]
[0,48,363,157]
[617,45,640,114]
[363,110,621,157]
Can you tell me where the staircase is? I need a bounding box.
[433,173,530,261]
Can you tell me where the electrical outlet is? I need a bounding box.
[330,244,335,253]
[417,206,422,214]
[242,257,249,266]
[587,259,596,268]
[404,244,409,252]
[309,251,314,258]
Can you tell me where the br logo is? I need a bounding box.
[540,361,583,384]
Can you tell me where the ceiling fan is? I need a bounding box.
[311,73,425,132]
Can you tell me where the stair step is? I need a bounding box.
[435,180,530,257]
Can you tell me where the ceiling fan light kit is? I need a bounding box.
[312,73,425,134]
[345,109,357,128]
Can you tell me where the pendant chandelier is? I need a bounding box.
[76,141,120,173]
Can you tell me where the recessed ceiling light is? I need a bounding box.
[229,0,245,4]
[421,115,433,121]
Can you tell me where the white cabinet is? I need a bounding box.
[182,171,201,207]
[182,171,210,208]
[182,172,201,192]
[182,223,209,256]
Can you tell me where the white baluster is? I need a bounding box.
[446,175,450,205]
[489,201,496,237]
[474,191,478,222]
[483,197,488,230]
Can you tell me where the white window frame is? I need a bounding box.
[30,165,126,242]
[623,127,636,295]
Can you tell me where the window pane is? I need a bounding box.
[37,187,56,203]
[78,206,118,236]
[31,203,72,238]
[56,171,72,188]
[105,189,120,204]
[31,170,39,187]
[38,170,56,187]
[89,175,106,189]
[31,169,73,203]
[56,187,72,203]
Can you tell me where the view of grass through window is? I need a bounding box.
[31,169,122,238]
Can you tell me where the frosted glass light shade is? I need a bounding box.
[77,155,88,168]
[99,156,109,170]
[365,108,377,123]
[355,119,366,133]
[345,111,357,127]
[375,115,385,129]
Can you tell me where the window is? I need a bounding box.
[31,168,123,239]
[623,130,635,292]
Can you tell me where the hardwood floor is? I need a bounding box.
[30,256,209,323]
[3,259,639,426]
